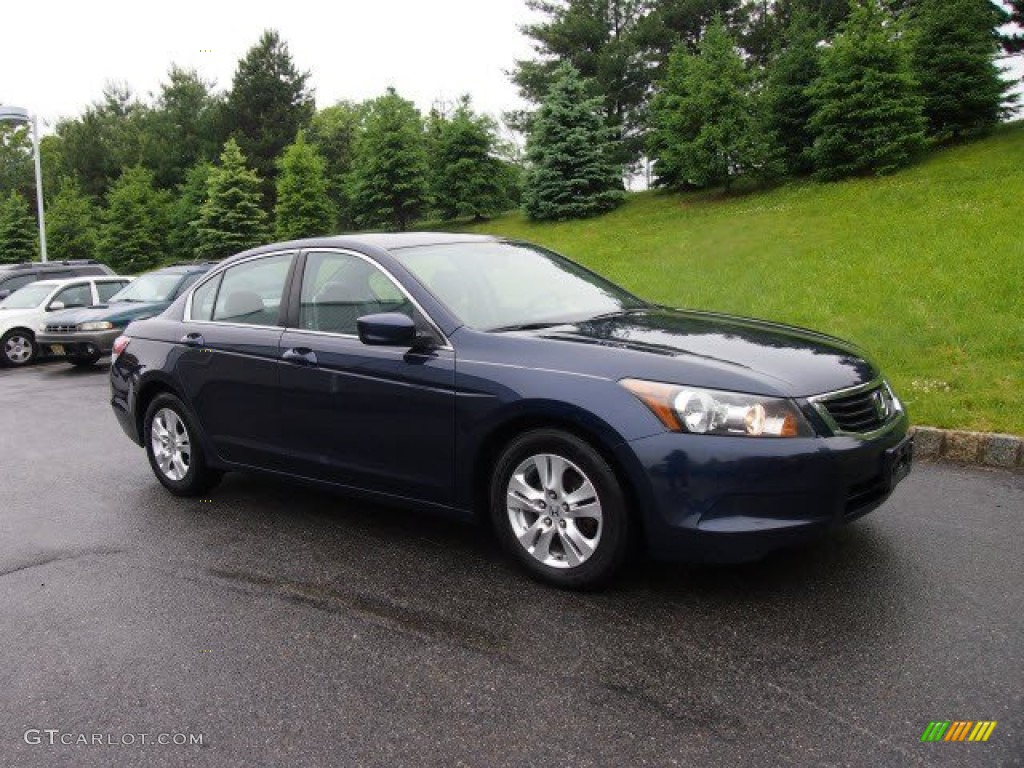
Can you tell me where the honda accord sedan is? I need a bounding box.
[110,234,912,588]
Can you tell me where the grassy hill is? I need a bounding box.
[465,122,1024,435]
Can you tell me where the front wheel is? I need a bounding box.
[1,329,37,367]
[490,429,631,589]
[144,393,222,496]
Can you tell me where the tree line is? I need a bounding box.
[0,30,519,269]
[1,1,1022,265]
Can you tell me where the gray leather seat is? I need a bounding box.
[311,281,373,334]
[221,290,265,322]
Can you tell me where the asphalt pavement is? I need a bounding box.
[0,361,1021,768]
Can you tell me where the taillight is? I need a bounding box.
[112,335,130,359]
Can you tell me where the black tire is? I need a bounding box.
[143,393,223,496]
[68,353,101,367]
[1,328,37,367]
[489,428,630,589]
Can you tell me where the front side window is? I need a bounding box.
[51,283,93,309]
[212,254,293,326]
[96,280,131,302]
[298,251,418,335]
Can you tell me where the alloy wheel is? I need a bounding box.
[506,453,603,569]
[151,408,191,481]
[4,334,33,365]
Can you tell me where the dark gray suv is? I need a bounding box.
[0,260,115,300]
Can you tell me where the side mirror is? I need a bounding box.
[356,312,418,346]
[48,301,65,311]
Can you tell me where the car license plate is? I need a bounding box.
[885,435,913,491]
[49,344,64,356]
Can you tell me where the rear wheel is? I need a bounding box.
[490,429,630,589]
[1,329,36,367]
[144,393,222,496]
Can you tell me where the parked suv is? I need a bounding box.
[0,260,115,301]
[0,275,133,366]
[37,262,217,367]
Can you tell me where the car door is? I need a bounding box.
[277,249,456,505]
[173,252,296,469]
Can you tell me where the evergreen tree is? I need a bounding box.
[908,0,1009,142]
[0,191,36,264]
[46,179,99,262]
[168,161,212,262]
[275,131,336,239]
[1001,0,1023,54]
[349,89,429,231]
[808,0,926,180]
[145,66,222,189]
[764,8,822,175]
[306,102,365,230]
[198,139,269,259]
[430,97,510,221]
[98,167,170,273]
[648,19,777,190]
[523,64,623,220]
[222,29,315,210]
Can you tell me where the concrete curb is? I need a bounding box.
[910,426,1024,471]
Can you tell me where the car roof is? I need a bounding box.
[220,232,501,266]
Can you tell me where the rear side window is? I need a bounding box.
[96,280,130,302]
[0,273,38,292]
[212,254,293,326]
[189,274,222,321]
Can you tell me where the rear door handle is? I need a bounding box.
[180,332,205,347]
[282,347,317,366]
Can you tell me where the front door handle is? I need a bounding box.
[180,332,205,347]
[282,347,317,366]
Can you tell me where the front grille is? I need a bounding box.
[45,324,78,333]
[818,384,894,435]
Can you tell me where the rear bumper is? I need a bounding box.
[37,328,121,357]
[616,413,911,563]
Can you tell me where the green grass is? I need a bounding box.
[463,123,1024,435]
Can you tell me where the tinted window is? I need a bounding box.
[51,283,93,309]
[189,274,222,321]
[212,254,292,326]
[298,251,417,335]
[400,242,645,331]
[0,273,38,292]
[96,280,130,302]
[172,271,203,297]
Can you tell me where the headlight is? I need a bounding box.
[37,323,47,332]
[621,379,814,437]
[78,321,114,331]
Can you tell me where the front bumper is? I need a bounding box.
[617,413,911,563]
[37,328,122,358]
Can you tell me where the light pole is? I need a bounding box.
[0,105,48,262]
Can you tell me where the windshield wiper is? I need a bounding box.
[488,321,572,333]
[584,307,648,322]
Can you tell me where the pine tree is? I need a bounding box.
[1001,0,1023,54]
[430,97,510,221]
[648,19,777,190]
[275,131,336,239]
[99,167,170,273]
[46,179,99,262]
[908,0,1009,142]
[808,0,926,180]
[764,9,822,176]
[523,64,623,221]
[306,102,365,230]
[197,139,269,259]
[349,89,429,231]
[0,191,36,264]
[168,161,212,262]
[222,29,315,209]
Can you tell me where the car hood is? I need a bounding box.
[44,301,169,327]
[525,308,878,397]
[0,307,37,326]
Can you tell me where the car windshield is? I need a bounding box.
[0,283,53,309]
[108,272,184,303]
[399,242,647,331]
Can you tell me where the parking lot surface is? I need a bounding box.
[1,362,1021,767]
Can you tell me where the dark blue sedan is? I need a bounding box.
[110,234,912,587]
